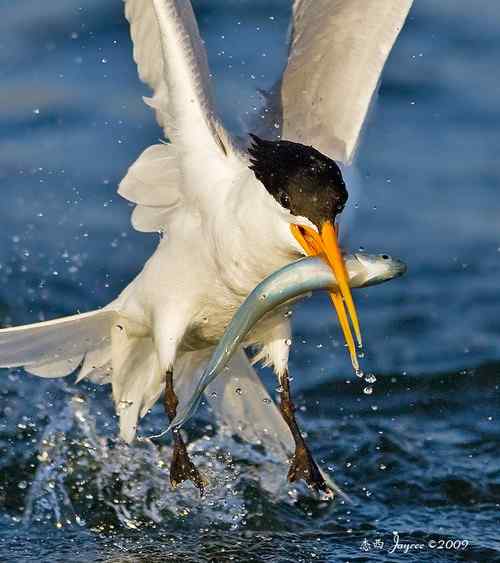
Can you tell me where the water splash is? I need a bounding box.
[21,394,292,531]
[22,399,81,528]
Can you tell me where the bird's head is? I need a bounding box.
[248,134,361,370]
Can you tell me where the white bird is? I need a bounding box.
[0,0,413,497]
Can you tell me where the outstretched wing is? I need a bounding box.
[121,0,243,232]
[0,309,116,375]
[260,0,413,164]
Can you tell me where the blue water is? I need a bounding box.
[1,1,499,561]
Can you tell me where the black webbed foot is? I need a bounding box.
[170,431,206,495]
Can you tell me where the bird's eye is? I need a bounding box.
[337,203,345,213]
[278,191,290,207]
[381,254,390,260]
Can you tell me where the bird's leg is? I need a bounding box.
[279,369,333,498]
[164,370,206,495]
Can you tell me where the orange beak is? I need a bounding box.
[290,221,362,371]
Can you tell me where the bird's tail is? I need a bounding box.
[195,348,350,501]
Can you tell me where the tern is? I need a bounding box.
[0,0,413,496]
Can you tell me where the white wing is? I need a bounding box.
[0,309,116,375]
[268,0,413,163]
[122,0,242,233]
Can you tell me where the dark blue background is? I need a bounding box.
[0,1,499,561]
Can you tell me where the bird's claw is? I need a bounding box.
[288,441,334,500]
[170,438,207,496]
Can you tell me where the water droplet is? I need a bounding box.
[363,386,373,395]
[17,481,27,490]
[379,464,387,470]
[285,338,292,346]
[262,398,271,405]
[364,373,377,384]
[210,391,217,399]
[235,387,243,396]
[355,368,364,379]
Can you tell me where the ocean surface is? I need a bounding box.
[0,1,499,561]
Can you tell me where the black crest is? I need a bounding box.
[248,134,347,227]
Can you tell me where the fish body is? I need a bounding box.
[171,252,406,429]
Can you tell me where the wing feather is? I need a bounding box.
[0,309,116,371]
[124,0,229,154]
[123,0,242,234]
[278,0,413,163]
[131,204,180,233]
[118,144,181,208]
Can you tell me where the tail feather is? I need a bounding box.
[205,349,293,457]
[111,330,162,443]
[204,348,350,501]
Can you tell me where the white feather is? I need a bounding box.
[206,349,293,455]
[111,329,162,443]
[28,356,84,378]
[125,0,227,152]
[205,349,348,498]
[77,345,112,384]
[131,204,180,233]
[270,0,414,163]
[118,144,181,208]
[0,309,116,371]
[123,0,243,236]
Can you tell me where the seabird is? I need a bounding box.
[0,0,413,497]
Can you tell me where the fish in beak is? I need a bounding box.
[290,221,362,370]
[169,253,406,431]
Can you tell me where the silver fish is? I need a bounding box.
[170,252,406,430]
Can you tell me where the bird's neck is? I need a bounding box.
[211,173,300,296]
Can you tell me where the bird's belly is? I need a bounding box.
[182,307,236,351]
[180,298,291,353]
